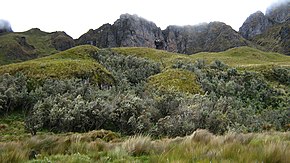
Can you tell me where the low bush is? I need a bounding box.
[0,73,29,114]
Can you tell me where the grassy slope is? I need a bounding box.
[0,45,114,85]
[112,46,290,93]
[0,29,59,65]
[21,29,58,55]
[112,46,290,68]
[191,46,290,67]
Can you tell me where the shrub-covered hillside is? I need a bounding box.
[0,45,289,162]
[0,45,289,136]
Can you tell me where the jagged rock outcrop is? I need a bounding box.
[253,20,290,55]
[239,11,274,39]
[78,14,249,54]
[51,31,75,51]
[164,22,249,54]
[240,1,290,55]
[266,1,290,23]
[77,14,164,49]
[77,23,116,48]
[114,14,164,48]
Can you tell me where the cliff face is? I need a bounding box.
[77,14,248,54]
[266,1,290,23]
[113,14,164,48]
[77,14,164,49]
[239,11,274,39]
[239,1,290,55]
[77,1,289,55]
[164,22,248,54]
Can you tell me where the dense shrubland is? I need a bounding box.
[0,50,289,137]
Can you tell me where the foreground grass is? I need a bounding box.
[1,115,289,163]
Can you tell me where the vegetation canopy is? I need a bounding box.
[0,45,289,162]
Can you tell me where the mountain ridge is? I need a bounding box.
[239,1,290,55]
[77,14,251,54]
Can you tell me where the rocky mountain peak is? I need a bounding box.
[164,21,248,54]
[77,14,249,54]
[240,1,289,40]
[239,1,290,55]
[77,14,164,49]
[266,1,290,23]
[239,11,273,39]
[113,13,164,48]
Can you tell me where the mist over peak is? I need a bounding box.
[266,0,290,13]
[0,19,12,33]
[265,0,290,23]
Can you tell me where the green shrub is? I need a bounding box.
[93,49,161,86]
[0,73,29,114]
[23,59,290,136]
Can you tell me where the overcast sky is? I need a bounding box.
[0,0,284,38]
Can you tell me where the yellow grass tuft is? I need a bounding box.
[122,135,152,156]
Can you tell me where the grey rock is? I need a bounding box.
[113,14,164,48]
[239,11,273,39]
[78,14,248,54]
[266,1,290,23]
[239,1,290,55]
[51,31,75,51]
[77,14,164,49]
[164,22,248,54]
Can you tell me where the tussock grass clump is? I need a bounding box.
[187,129,214,143]
[122,135,152,156]
[0,142,29,163]
[78,129,121,142]
[0,129,289,162]
[222,132,255,144]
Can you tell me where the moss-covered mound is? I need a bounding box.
[147,69,202,94]
[0,45,114,86]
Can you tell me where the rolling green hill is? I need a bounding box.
[111,46,290,69]
[1,45,288,91]
[0,45,114,86]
